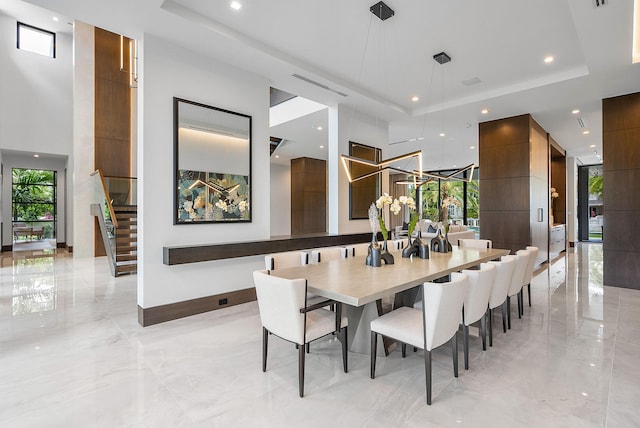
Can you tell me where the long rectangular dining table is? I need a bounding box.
[268,246,510,354]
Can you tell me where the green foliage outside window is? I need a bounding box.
[12,168,56,239]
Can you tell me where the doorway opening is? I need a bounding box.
[577,164,602,242]
[11,168,57,251]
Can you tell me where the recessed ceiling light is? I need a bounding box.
[439,132,446,137]
[582,392,588,397]
[418,137,425,140]
[481,109,489,115]
[230,1,242,10]
[452,165,457,168]
[544,56,554,63]
[319,145,324,149]
[583,130,590,135]
[33,154,40,158]
[275,155,279,158]
[572,109,580,114]
[470,146,476,149]
[590,144,596,148]
[52,16,59,22]
[316,126,323,131]
[411,96,419,102]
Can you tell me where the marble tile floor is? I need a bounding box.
[0,244,639,427]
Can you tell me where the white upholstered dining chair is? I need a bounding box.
[458,238,492,249]
[461,263,497,370]
[487,255,516,346]
[253,270,348,397]
[506,249,530,329]
[524,246,539,307]
[344,242,371,257]
[310,247,348,263]
[370,272,469,405]
[265,251,309,271]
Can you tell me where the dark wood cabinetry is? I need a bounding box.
[291,157,326,235]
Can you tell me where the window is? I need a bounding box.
[12,168,57,241]
[17,22,56,58]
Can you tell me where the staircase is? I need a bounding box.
[113,205,137,275]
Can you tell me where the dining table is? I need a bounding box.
[269,246,510,354]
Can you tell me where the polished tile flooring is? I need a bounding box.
[1,244,639,427]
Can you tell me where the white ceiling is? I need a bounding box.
[12,0,640,168]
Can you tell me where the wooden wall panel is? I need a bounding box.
[94,28,132,256]
[603,92,640,289]
[530,117,550,265]
[291,157,326,235]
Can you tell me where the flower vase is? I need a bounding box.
[380,239,394,265]
[366,232,382,267]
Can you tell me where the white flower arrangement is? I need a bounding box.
[550,187,559,199]
[373,193,418,239]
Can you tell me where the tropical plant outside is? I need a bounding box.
[12,168,56,239]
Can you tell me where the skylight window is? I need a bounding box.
[17,22,56,58]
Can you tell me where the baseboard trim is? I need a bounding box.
[138,287,257,327]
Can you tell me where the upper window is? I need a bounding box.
[17,22,56,58]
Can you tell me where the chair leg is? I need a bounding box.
[527,283,532,307]
[370,331,378,379]
[488,308,493,347]
[452,334,459,377]
[480,312,487,351]
[518,289,523,318]
[341,327,348,373]
[507,296,512,329]
[502,302,508,333]
[298,343,305,397]
[306,343,310,354]
[262,327,268,372]
[425,350,432,405]
[463,324,469,370]
[402,343,407,358]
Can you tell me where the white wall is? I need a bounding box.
[328,104,389,235]
[1,153,67,247]
[269,163,291,236]
[0,12,73,248]
[138,35,270,308]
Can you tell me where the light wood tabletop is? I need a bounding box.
[269,247,510,307]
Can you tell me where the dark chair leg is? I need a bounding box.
[425,349,432,405]
[507,296,512,329]
[488,308,493,347]
[402,343,407,358]
[463,324,469,370]
[452,334,458,377]
[527,283,532,307]
[341,327,348,373]
[298,343,305,397]
[518,289,523,318]
[502,302,508,333]
[306,343,310,354]
[262,327,269,372]
[370,331,378,379]
[480,312,487,351]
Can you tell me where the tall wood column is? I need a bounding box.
[94,28,132,255]
[603,92,640,289]
[479,114,549,263]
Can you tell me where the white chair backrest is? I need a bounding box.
[458,238,492,249]
[345,242,371,257]
[423,272,469,351]
[487,255,517,309]
[310,247,347,263]
[507,250,530,297]
[461,263,497,326]
[265,251,308,271]
[390,239,405,252]
[253,270,306,345]
[524,246,539,285]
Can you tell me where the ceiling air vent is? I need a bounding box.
[577,117,587,129]
[433,52,451,65]
[292,74,348,97]
[593,0,606,7]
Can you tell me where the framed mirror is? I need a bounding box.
[349,141,381,219]
[174,98,252,224]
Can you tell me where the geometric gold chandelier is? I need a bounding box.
[340,150,423,183]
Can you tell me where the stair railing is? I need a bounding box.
[90,170,118,276]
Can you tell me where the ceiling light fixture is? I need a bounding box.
[590,144,596,148]
[411,96,419,102]
[439,132,446,137]
[340,150,423,183]
[52,16,59,22]
[481,109,489,114]
[275,155,280,158]
[583,130,590,135]
[319,145,324,149]
[33,154,40,158]
[544,56,554,63]
[316,126,323,131]
[572,109,580,114]
[230,1,242,11]
[470,146,476,149]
